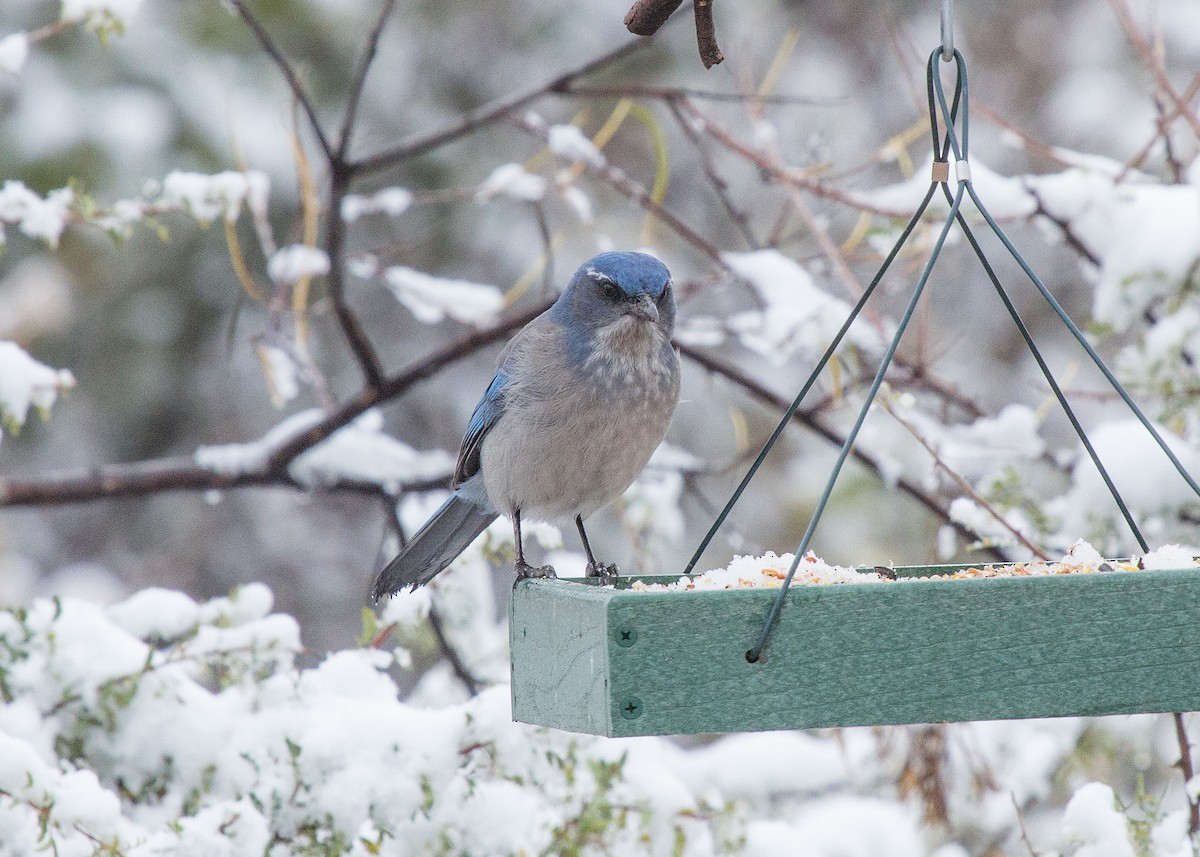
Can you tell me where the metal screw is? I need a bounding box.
[616,625,638,647]
[620,696,643,719]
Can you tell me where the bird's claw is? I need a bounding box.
[515,561,557,581]
[586,562,619,586]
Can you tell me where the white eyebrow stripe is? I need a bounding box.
[586,267,616,285]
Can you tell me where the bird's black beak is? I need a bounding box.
[631,293,659,323]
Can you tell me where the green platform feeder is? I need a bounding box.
[509,566,1200,737]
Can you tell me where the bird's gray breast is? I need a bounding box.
[479,318,679,520]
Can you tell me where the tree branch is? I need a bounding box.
[324,162,386,388]
[1172,712,1200,835]
[562,84,841,106]
[0,456,447,508]
[880,397,1051,559]
[1108,0,1200,139]
[666,97,757,249]
[228,0,335,164]
[1118,70,1200,180]
[674,341,1009,563]
[230,1,389,387]
[428,605,484,695]
[1027,184,1100,268]
[263,300,551,472]
[338,0,397,161]
[0,302,552,509]
[351,38,651,177]
[673,96,919,217]
[623,0,683,35]
[693,0,723,69]
[623,0,722,68]
[511,115,726,265]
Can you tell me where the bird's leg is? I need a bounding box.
[512,508,556,581]
[576,515,618,585]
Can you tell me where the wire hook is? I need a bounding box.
[940,0,954,61]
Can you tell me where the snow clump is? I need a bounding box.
[0,341,75,437]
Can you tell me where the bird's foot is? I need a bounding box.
[586,562,619,586]
[515,561,557,581]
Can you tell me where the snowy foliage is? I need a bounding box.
[0,170,274,248]
[0,182,74,246]
[476,163,548,203]
[2,578,1198,857]
[723,249,883,364]
[195,409,454,492]
[382,266,506,326]
[0,341,75,439]
[0,33,29,76]
[255,344,301,407]
[1029,166,1200,332]
[61,0,144,32]
[341,187,414,222]
[159,170,271,226]
[268,245,331,285]
[546,124,607,168]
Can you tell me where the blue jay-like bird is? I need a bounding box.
[372,251,680,601]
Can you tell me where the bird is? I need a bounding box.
[372,251,680,601]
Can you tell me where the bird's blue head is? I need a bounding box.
[552,251,676,337]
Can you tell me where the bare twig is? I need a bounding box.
[1108,0,1200,139]
[623,0,684,35]
[565,84,841,106]
[352,38,651,176]
[667,97,757,249]
[693,0,723,68]
[227,0,335,164]
[324,160,387,388]
[428,605,484,695]
[1026,184,1101,268]
[1172,712,1200,835]
[512,115,726,265]
[1158,95,1187,183]
[673,98,914,217]
[971,102,1087,169]
[693,93,871,308]
[623,0,722,68]
[1118,71,1200,180]
[880,397,1052,560]
[896,724,950,827]
[338,0,398,160]
[674,341,1009,563]
[231,0,386,387]
[380,493,408,549]
[678,95,1001,415]
[888,360,987,421]
[532,201,554,295]
[1010,793,1040,857]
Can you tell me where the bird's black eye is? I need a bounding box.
[597,276,622,302]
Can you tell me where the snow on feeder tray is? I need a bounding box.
[509,544,1200,737]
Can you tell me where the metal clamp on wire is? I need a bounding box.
[956,160,972,183]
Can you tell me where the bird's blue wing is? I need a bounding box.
[454,368,508,486]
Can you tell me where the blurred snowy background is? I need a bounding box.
[1,0,1200,854]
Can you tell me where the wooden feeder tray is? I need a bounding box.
[509,563,1200,736]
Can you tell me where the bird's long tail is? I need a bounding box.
[371,496,498,601]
